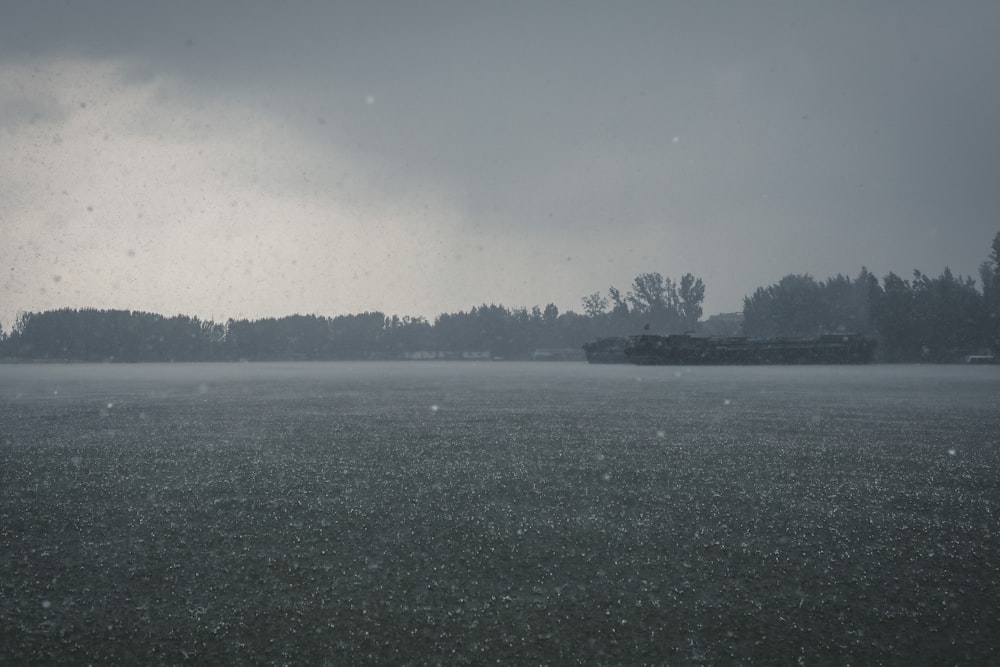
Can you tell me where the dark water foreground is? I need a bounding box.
[2,362,998,664]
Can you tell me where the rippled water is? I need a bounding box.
[2,362,998,663]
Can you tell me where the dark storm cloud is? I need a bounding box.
[3,1,1000,321]
[6,1,996,212]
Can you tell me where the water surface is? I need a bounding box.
[2,362,998,663]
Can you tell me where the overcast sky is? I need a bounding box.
[3,1,999,328]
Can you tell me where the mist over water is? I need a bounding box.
[2,363,999,663]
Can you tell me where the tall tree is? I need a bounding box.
[991,231,1000,273]
[678,273,705,331]
[983,231,1000,349]
[742,274,822,339]
[581,292,609,318]
[908,268,986,360]
[849,267,882,336]
[607,287,629,316]
[627,272,680,332]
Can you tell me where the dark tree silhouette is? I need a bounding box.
[7,234,998,364]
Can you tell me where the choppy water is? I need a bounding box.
[2,362,999,664]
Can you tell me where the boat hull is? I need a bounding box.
[582,337,629,364]
[623,334,876,365]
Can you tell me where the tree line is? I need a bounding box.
[2,231,998,362]
[743,231,1000,361]
[0,272,705,362]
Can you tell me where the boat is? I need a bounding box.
[621,333,876,365]
[582,337,629,364]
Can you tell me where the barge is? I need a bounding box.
[609,333,876,365]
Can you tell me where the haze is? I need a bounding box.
[3,1,999,328]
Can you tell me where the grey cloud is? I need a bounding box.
[3,0,999,319]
